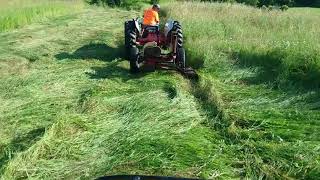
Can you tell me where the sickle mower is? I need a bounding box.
[124,18,198,79]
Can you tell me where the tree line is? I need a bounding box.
[199,0,319,7]
[87,0,320,7]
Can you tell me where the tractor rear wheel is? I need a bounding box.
[129,47,139,73]
[125,20,137,59]
[176,47,186,69]
[124,21,130,59]
[128,24,137,48]
[124,21,129,48]
[173,21,183,48]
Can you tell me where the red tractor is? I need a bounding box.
[124,18,198,79]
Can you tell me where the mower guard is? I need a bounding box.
[177,67,199,80]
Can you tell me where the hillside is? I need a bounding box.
[1,1,320,179]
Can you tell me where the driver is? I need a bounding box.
[143,4,160,27]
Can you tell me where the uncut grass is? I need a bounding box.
[166,2,320,179]
[1,7,238,179]
[0,0,83,32]
[166,2,320,88]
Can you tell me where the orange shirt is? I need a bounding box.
[143,8,159,26]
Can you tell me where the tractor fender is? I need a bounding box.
[164,20,174,37]
[134,18,142,34]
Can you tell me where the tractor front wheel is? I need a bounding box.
[129,47,139,73]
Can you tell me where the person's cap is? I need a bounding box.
[153,4,160,9]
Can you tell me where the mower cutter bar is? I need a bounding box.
[177,67,199,80]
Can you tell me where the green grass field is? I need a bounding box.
[0,1,319,179]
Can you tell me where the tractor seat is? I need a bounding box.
[142,25,159,38]
[144,26,159,33]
